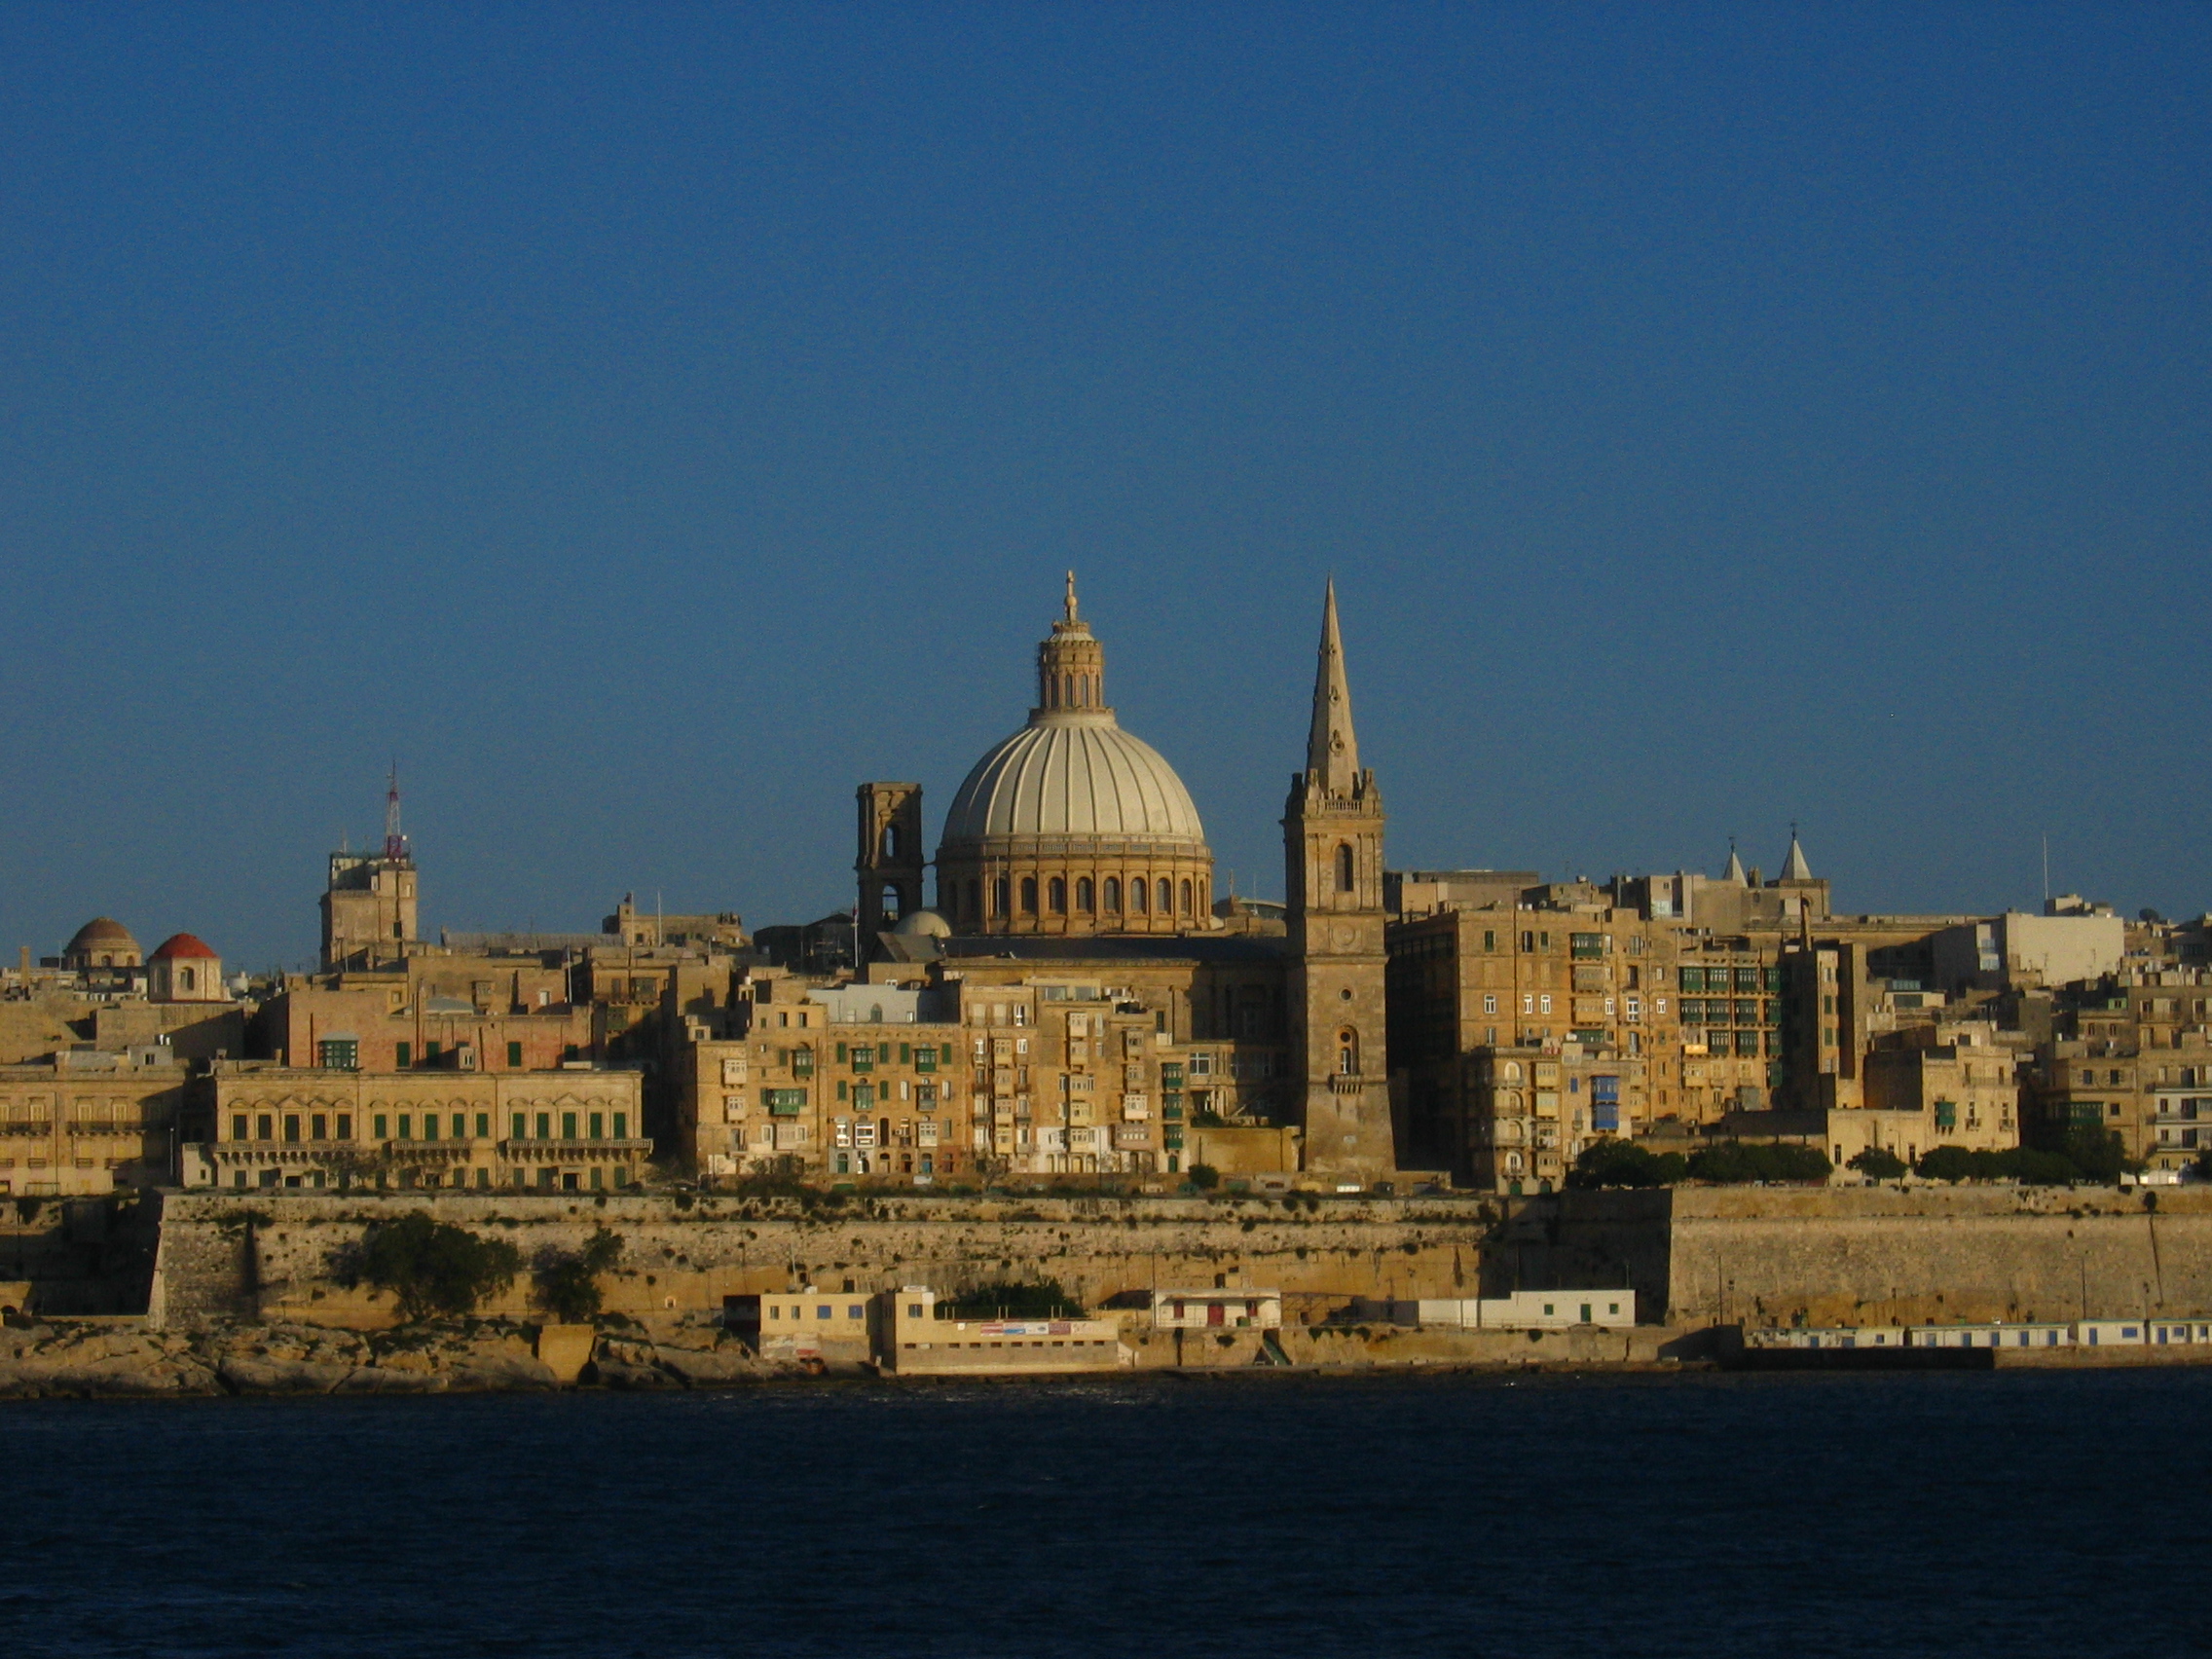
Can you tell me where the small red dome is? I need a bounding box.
[150,933,220,960]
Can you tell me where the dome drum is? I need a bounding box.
[937,844,1214,936]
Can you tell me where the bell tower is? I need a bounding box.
[1283,580,1395,1179]
[856,782,926,952]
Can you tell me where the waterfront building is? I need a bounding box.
[0,1042,190,1196]
[181,1061,648,1192]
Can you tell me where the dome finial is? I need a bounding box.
[1064,569,1079,624]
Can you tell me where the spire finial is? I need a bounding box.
[1307,578,1359,793]
[1064,569,1079,624]
[383,762,409,862]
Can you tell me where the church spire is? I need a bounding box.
[1781,825,1813,882]
[1307,578,1360,795]
[1064,569,1079,625]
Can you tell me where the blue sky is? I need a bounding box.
[2,3,2205,968]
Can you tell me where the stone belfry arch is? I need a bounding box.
[856,782,926,949]
[1283,580,1396,1178]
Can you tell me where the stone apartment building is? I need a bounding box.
[671,961,1272,1183]
[2024,970,2212,1173]
[256,962,597,1076]
[0,1043,191,1197]
[1861,1020,2025,1155]
[1386,900,1793,1188]
[181,1061,648,1193]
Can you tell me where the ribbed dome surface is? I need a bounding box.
[67,917,137,950]
[940,710,1206,845]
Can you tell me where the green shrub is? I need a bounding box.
[1567,1140,1687,1189]
[1686,1142,1831,1184]
[941,1279,1082,1318]
[357,1212,523,1321]
[1917,1141,2115,1186]
[1187,1163,1222,1191]
[1846,1147,1908,1180]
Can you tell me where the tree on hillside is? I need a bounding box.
[356,1212,522,1321]
[535,1226,623,1322]
[1567,1140,1686,1189]
[1686,1142,1831,1184]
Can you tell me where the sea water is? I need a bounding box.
[0,1369,2194,1657]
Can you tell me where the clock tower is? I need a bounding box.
[1284,580,1396,1179]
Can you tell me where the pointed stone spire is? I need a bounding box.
[1722,839,1747,885]
[1782,825,1813,882]
[1307,578,1360,795]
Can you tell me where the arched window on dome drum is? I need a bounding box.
[1019,877,1038,916]
[1157,878,1172,915]
[966,880,980,921]
[1336,843,1354,893]
[1062,674,1075,708]
[1103,877,1121,913]
[992,878,1009,918]
[179,967,196,991]
[1179,879,1193,915]
[1049,877,1067,914]
[1338,1028,1359,1076]
[1076,877,1094,912]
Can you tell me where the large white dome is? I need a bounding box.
[940,709,1206,846]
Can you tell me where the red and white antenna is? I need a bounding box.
[383,764,410,861]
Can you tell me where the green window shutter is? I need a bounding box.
[396,1041,411,1068]
[835,1043,847,1062]
[613,1112,627,1138]
[900,1043,911,1063]
[506,1041,523,1067]
[511,1113,525,1139]
[837,1080,847,1100]
[940,1044,953,1064]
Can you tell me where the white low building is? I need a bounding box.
[1411,1290,1636,1330]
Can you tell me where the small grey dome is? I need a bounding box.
[891,908,953,939]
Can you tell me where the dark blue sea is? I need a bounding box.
[1,1369,2196,1657]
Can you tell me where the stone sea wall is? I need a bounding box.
[149,1190,1501,1329]
[142,1184,2212,1337]
[1493,1185,2212,1328]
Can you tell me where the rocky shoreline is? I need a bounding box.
[0,1317,781,1398]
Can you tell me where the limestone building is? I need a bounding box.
[321,774,422,971]
[147,934,224,1003]
[182,1062,648,1193]
[61,917,141,973]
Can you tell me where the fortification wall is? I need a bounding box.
[1497,1185,2212,1327]
[145,1186,2212,1334]
[149,1192,1501,1330]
